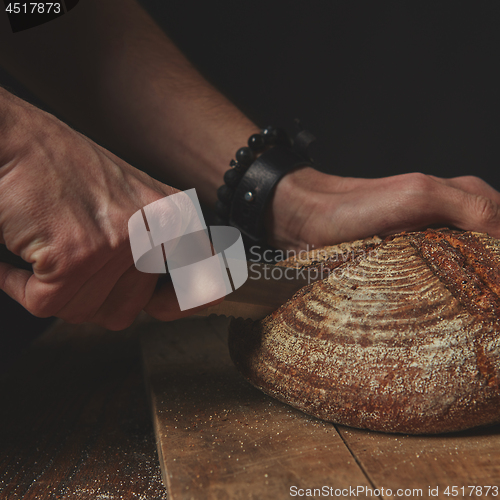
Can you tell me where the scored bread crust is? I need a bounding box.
[228,229,500,434]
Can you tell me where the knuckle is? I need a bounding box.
[30,247,60,276]
[454,175,483,187]
[399,172,434,194]
[473,195,499,225]
[458,175,478,182]
[451,175,488,193]
[395,173,434,213]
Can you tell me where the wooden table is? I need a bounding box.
[0,318,168,500]
[1,315,499,499]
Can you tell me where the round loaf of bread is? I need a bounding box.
[228,229,500,434]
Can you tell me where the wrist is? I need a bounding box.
[216,127,315,243]
[0,88,17,144]
[0,89,27,169]
[265,167,339,251]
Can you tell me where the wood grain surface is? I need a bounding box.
[143,315,500,500]
[2,314,499,500]
[338,424,500,498]
[0,317,167,500]
[142,316,372,499]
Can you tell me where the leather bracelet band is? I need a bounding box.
[215,126,315,244]
[230,145,311,242]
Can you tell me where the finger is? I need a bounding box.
[17,246,115,318]
[89,266,159,330]
[412,177,500,237]
[334,173,500,243]
[429,175,500,206]
[54,249,136,324]
[0,265,75,317]
[0,263,32,312]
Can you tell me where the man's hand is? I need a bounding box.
[0,89,215,329]
[267,167,500,251]
[2,0,499,263]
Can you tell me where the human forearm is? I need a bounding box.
[2,2,499,254]
[0,0,257,206]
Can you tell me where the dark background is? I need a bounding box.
[1,0,500,369]
[138,0,499,186]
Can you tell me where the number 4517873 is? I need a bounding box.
[5,3,62,14]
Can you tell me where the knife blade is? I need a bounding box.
[193,262,325,320]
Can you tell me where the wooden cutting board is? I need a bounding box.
[141,316,500,500]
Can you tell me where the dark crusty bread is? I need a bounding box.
[228,229,500,434]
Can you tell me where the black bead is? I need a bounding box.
[261,126,277,145]
[235,146,254,166]
[248,133,265,152]
[214,200,230,219]
[217,184,234,204]
[223,168,243,188]
[229,159,248,175]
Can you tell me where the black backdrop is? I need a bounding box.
[138,0,500,188]
[1,1,500,369]
[2,1,499,185]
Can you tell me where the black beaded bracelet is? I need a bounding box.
[215,126,315,243]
